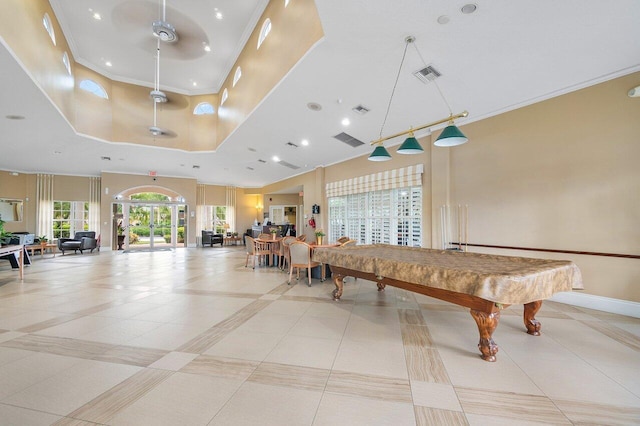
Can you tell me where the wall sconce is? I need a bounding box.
[368,36,469,161]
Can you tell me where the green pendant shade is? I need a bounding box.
[368,145,392,161]
[396,136,424,154]
[434,124,468,147]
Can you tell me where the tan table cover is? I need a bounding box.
[313,244,583,305]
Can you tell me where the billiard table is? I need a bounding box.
[312,244,583,362]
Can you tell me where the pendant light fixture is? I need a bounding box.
[368,36,469,161]
[149,0,176,136]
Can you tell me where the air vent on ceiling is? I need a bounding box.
[246,166,254,170]
[286,141,298,148]
[248,147,257,152]
[278,160,300,170]
[333,132,365,147]
[352,105,370,114]
[258,159,267,163]
[192,165,200,169]
[100,156,111,161]
[413,65,442,84]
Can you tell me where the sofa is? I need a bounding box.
[201,230,223,247]
[58,231,98,255]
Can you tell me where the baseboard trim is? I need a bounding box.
[550,292,640,318]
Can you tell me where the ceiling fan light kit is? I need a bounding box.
[152,20,178,43]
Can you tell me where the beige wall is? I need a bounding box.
[100,173,197,249]
[443,72,640,302]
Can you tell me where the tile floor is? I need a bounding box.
[0,247,638,425]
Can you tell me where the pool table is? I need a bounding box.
[312,244,583,362]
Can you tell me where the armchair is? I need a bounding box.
[201,230,223,247]
[58,231,98,255]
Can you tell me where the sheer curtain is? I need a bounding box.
[89,177,101,236]
[36,174,54,240]
[226,186,236,233]
[196,184,207,245]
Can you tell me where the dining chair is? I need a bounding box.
[245,236,271,268]
[258,233,272,240]
[337,236,350,244]
[296,234,306,242]
[288,241,323,286]
[340,239,356,246]
[280,236,297,271]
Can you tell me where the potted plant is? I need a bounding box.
[315,229,325,245]
[0,219,12,246]
[38,235,48,244]
[270,227,278,239]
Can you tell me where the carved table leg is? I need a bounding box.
[332,274,345,301]
[524,300,543,336]
[470,309,500,362]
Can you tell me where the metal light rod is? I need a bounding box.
[370,110,469,146]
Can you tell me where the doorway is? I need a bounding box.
[113,202,186,251]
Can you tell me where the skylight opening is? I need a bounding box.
[233,66,242,87]
[193,102,215,115]
[62,52,72,75]
[257,18,271,49]
[79,79,108,99]
[43,13,56,46]
[220,88,228,106]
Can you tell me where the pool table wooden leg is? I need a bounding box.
[524,300,543,336]
[470,309,500,362]
[332,273,345,301]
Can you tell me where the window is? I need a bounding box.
[220,88,228,106]
[257,18,272,49]
[233,66,242,87]
[43,13,56,45]
[62,52,72,75]
[328,187,422,246]
[53,201,89,239]
[79,79,108,99]
[193,102,215,115]
[203,206,228,234]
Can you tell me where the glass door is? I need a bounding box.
[123,203,175,251]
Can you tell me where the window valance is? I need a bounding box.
[326,164,424,197]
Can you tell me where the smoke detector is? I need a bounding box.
[150,89,168,103]
[152,21,178,43]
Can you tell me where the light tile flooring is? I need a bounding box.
[0,247,638,425]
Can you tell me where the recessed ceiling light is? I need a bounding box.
[192,82,197,87]
[5,115,25,120]
[105,61,112,67]
[93,12,101,20]
[301,139,309,146]
[307,102,322,111]
[215,12,223,19]
[272,155,280,162]
[437,15,450,24]
[341,118,350,126]
[203,44,211,52]
[461,4,477,14]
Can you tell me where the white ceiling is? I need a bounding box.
[1,0,639,190]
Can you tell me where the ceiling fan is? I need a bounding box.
[149,0,176,137]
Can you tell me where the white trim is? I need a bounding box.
[550,292,640,319]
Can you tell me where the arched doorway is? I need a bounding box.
[112,187,188,251]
